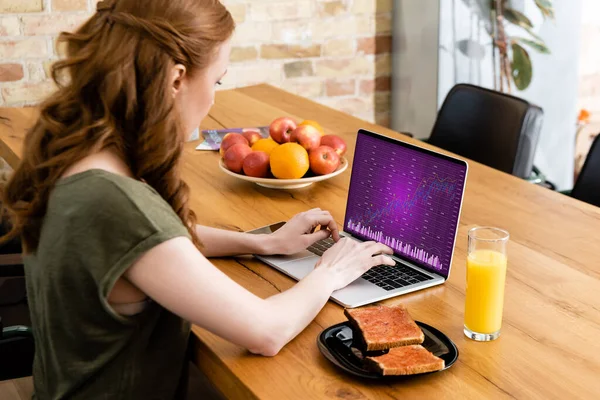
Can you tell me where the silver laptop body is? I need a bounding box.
[251,129,468,308]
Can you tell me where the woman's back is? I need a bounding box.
[25,170,190,399]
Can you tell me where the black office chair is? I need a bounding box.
[0,317,34,381]
[570,134,600,207]
[0,221,34,381]
[428,84,545,181]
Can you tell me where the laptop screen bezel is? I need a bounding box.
[342,129,469,279]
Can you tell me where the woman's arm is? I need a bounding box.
[195,225,274,257]
[196,209,341,258]
[125,236,393,356]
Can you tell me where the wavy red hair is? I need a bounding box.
[2,0,235,251]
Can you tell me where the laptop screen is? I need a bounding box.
[344,130,467,278]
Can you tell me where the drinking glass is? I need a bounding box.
[464,227,509,341]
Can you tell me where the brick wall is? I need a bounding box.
[0,0,393,126]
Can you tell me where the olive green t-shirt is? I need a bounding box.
[24,169,192,399]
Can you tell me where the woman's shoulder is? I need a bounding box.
[50,169,180,228]
[56,168,156,199]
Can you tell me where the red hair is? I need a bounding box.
[2,0,235,251]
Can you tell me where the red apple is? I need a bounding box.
[290,124,321,151]
[220,133,249,156]
[242,130,261,146]
[309,145,341,175]
[223,143,252,174]
[243,151,270,178]
[269,117,297,144]
[320,135,347,156]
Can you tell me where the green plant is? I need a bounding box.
[492,0,554,92]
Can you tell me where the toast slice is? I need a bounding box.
[364,345,445,376]
[344,304,424,351]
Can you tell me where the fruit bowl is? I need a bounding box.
[219,157,348,189]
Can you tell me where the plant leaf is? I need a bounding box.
[512,36,550,54]
[503,8,533,30]
[523,28,544,43]
[511,43,532,90]
[534,0,555,20]
[457,39,487,60]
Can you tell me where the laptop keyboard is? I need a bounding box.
[306,237,336,256]
[362,263,433,291]
[307,239,434,291]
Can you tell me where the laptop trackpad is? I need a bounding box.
[276,255,319,280]
[258,250,315,265]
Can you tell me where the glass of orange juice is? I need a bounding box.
[464,227,509,341]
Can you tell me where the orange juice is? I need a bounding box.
[464,249,507,334]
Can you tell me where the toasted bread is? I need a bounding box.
[364,345,445,376]
[344,304,424,351]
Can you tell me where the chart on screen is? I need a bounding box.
[345,134,466,274]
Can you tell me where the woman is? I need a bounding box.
[1,0,394,398]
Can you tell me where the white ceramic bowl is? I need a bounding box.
[219,157,348,189]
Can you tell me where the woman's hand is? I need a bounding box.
[268,208,341,255]
[316,238,395,291]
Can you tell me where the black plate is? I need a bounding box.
[317,321,458,379]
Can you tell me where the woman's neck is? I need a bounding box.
[61,150,135,180]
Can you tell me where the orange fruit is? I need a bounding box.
[251,138,279,155]
[298,120,325,136]
[270,143,310,179]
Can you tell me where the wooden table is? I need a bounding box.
[1,85,600,399]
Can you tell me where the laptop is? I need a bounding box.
[250,129,468,308]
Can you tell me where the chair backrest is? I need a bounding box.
[0,318,35,381]
[572,134,600,207]
[0,214,33,381]
[429,84,544,179]
[0,274,33,381]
